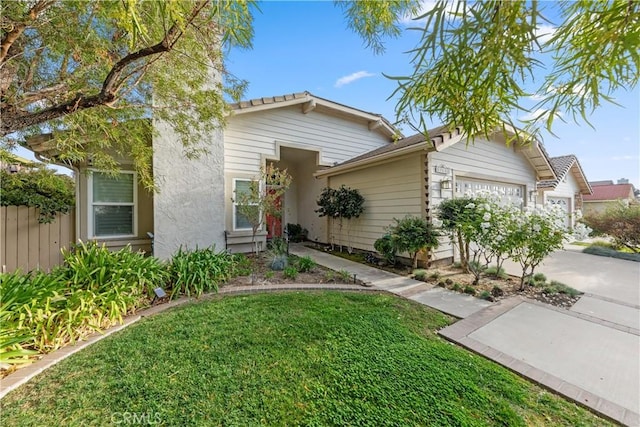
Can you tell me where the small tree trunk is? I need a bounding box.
[456,231,466,269]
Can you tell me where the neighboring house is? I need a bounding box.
[0,153,39,173]
[536,155,592,228]
[315,126,556,265]
[583,179,637,216]
[26,92,398,258]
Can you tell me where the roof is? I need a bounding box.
[316,125,556,181]
[583,183,635,201]
[228,91,399,139]
[538,155,592,195]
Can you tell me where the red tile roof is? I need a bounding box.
[583,184,634,201]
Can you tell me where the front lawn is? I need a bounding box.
[1,292,608,426]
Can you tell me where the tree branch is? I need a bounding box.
[0,0,54,64]
[1,0,210,136]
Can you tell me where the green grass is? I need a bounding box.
[1,292,608,426]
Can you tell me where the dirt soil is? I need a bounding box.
[417,265,581,309]
[224,253,361,288]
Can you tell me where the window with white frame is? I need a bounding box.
[89,171,136,237]
[233,178,258,231]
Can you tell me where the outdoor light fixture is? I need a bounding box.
[440,178,452,190]
[152,287,166,304]
[529,189,538,202]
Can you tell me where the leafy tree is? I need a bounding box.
[0,168,74,223]
[381,0,640,141]
[233,165,292,255]
[1,0,256,188]
[316,185,365,252]
[436,197,477,271]
[582,202,640,253]
[387,216,439,269]
[373,234,397,266]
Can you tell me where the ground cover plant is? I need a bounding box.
[0,292,609,426]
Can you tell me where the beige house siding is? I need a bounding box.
[429,138,538,262]
[77,167,153,253]
[224,106,392,174]
[539,172,581,227]
[224,106,391,251]
[327,155,423,252]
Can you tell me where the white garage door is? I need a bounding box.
[455,178,524,206]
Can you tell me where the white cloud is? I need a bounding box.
[400,0,460,25]
[519,108,563,122]
[610,155,640,161]
[334,71,375,88]
[534,24,557,45]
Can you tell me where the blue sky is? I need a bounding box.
[16,1,639,187]
[226,1,640,188]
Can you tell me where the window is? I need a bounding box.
[455,178,524,207]
[89,171,136,237]
[233,178,257,231]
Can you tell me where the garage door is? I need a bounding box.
[548,197,571,228]
[455,178,524,206]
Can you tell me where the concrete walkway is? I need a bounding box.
[290,245,491,318]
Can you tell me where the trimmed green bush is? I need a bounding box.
[297,256,317,273]
[283,265,298,280]
[168,246,236,298]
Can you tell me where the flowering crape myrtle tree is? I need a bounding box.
[510,204,569,290]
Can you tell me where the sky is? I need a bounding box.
[14,0,640,188]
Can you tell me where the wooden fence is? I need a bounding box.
[1,206,75,273]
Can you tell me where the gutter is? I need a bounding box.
[314,143,430,178]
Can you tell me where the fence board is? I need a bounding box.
[0,206,75,273]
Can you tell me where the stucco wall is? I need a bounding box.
[152,120,226,259]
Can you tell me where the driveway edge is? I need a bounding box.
[439,296,640,426]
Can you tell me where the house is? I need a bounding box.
[583,179,638,216]
[26,92,399,258]
[536,155,592,228]
[315,126,556,265]
[0,153,39,173]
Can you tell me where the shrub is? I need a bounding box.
[270,254,289,271]
[268,237,288,255]
[283,266,298,280]
[316,185,365,252]
[297,256,317,273]
[374,234,397,265]
[491,286,504,297]
[550,280,582,297]
[2,241,170,357]
[413,269,427,281]
[437,281,446,287]
[0,168,75,223]
[485,265,508,279]
[582,203,640,253]
[232,253,253,276]
[168,246,235,298]
[479,290,492,300]
[264,270,275,280]
[429,271,441,280]
[463,285,476,295]
[445,278,454,286]
[533,273,547,282]
[285,223,308,242]
[451,283,462,292]
[387,216,440,269]
[337,269,352,282]
[324,271,336,282]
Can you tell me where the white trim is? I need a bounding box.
[232,177,259,232]
[87,169,137,239]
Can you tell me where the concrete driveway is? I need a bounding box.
[442,249,640,425]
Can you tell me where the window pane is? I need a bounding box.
[93,173,133,203]
[235,180,253,198]
[235,207,253,229]
[94,206,133,236]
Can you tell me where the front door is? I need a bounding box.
[548,197,571,228]
[266,193,283,238]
